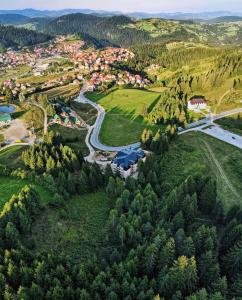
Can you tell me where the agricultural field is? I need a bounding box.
[0,145,27,168]
[0,65,32,84]
[50,124,89,156]
[215,113,242,135]
[161,131,242,210]
[86,88,160,146]
[26,191,113,261]
[0,176,52,210]
[16,70,76,85]
[40,84,80,101]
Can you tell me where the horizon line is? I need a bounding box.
[0,8,242,14]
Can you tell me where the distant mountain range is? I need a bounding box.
[0,9,242,20]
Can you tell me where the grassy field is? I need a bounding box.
[162,132,242,210]
[0,176,52,210]
[215,113,242,135]
[85,88,160,146]
[0,145,27,168]
[50,124,89,156]
[27,191,113,261]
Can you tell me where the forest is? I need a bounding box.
[0,25,51,49]
[0,139,241,298]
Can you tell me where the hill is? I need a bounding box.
[43,13,242,47]
[0,14,31,25]
[0,9,242,20]
[208,16,242,23]
[43,13,151,47]
[0,24,52,49]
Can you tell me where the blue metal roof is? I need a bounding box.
[113,149,145,170]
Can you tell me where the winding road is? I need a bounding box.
[75,88,141,152]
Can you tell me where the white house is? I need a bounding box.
[188,97,207,111]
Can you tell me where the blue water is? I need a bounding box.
[0,105,16,113]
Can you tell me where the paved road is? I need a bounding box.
[179,107,242,134]
[75,88,141,152]
[200,125,242,150]
[0,142,30,153]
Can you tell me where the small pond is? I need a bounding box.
[0,105,16,113]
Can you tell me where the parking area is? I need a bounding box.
[201,125,242,149]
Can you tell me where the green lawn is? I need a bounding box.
[0,176,53,210]
[85,88,160,146]
[161,132,242,210]
[0,145,27,168]
[27,191,113,261]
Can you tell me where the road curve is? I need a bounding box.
[75,88,141,152]
[0,143,30,153]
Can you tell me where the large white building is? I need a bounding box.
[111,149,146,178]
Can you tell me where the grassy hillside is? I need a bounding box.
[86,88,160,146]
[0,145,27,168]
[27,191,113,261]
[42,13,242,47]
[160,131,242,210]
[141,45,242,112]
[0,176,52,209]
[124,18,242,45]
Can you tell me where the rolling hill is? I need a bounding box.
[0,14,31,25]
[42,13,242,47]
[0,25,52,49]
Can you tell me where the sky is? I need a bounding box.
[0,0,242,13]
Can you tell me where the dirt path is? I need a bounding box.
[201,139,240,199]
[215,89,232,114]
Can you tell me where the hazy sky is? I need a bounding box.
[1,0,242,13]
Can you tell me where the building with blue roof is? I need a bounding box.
[111,149,146,177]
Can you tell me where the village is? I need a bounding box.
[0,37,150,100]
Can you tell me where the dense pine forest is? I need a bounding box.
[0,25,51,49]
[0,141,241,298]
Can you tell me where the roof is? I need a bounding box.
[0,113,11,122]
[113,149,145,170]
[189,97,206,105]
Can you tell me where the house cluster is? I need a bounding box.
[34,38,85,59]
[111,149,146,178]
[87,71,150,91]
[1,79,34,97]
[1,72,83,98]
[188,96,208,111]
[75,48,134,71]
[0,49,36,69]
[50,107,85,128]
[0,37,85,71]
